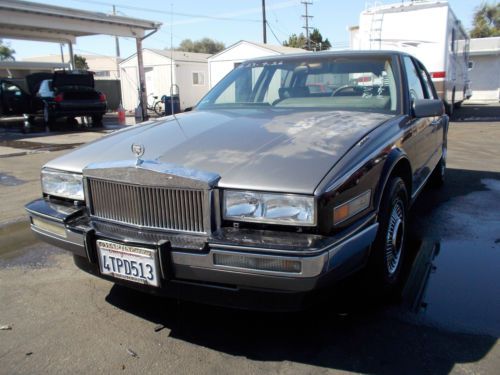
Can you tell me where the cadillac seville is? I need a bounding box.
[25,51,448,310]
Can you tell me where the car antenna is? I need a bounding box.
[170,3,187,139]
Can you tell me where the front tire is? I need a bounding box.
[369,177,409,293]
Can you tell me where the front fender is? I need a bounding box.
[374,149,412,211]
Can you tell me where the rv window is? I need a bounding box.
[403,56,426,101]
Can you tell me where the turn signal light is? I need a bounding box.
[333,190,371,225]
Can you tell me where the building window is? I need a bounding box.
[95,71,111,77]
[193,72,205,85]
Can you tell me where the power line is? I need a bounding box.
[266,21,282,45]
[65,0,261,23]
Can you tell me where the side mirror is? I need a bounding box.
[184,106,193,112]
[413,99,444,118]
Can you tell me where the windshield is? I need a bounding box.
[198,56,399,114]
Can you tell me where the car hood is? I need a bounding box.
[45,109,392,194]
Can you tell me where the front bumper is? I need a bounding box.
[26,198,378,309]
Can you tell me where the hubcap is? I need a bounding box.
[385,199,405,276]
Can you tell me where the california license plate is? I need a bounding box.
[96,239,160,287]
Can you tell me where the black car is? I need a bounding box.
[0,71,107,127]
[35,71,107,126]
[26,51,448,310]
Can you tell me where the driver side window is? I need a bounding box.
[403,56,426,101]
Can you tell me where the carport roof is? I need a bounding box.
[0,0,161,43]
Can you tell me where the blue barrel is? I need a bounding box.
[162,95,181,116]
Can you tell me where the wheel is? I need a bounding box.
[91,114,103,127]
[153,101,164,116]
[430,146,446,188]
[369,177,409,293]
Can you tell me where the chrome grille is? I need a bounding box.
[87,179,207,233]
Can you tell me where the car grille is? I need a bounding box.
[87,179,207,233]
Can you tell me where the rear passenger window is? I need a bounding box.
[403,56,426,101]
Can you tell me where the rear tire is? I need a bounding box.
[368,177,409,294]
[153,101,164,116]
[430,150,446,188]
[92,114,103,127]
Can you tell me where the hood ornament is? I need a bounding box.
[131,143,145,166]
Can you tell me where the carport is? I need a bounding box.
[0,0,161,120]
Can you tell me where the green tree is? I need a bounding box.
[74,54,89,70]
[176,38,225,54]
[0,39,15,61]
[283,29,331,51]
[310,29,331,51]
[283,33,307,48]
[470,2,500,38]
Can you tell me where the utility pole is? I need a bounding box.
[262,0,267,44]
[301,1,313,50]
[113,5,121,78]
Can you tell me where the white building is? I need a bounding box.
[119,49,210,111]
[208,40,307,88]
[468,37,500,102]
[22,54,122,80]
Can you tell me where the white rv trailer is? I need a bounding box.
[356,1,470,113]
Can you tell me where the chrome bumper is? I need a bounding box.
[26,198,378,292]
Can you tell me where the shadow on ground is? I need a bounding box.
[104,167,499,374]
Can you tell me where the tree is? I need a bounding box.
[175,38,225,54]
[0,39,15,61]
[470,2,500,38]
[283,28,331,51]
[310,29,331,51]
[74,54,89,70]
[283,33,307,49]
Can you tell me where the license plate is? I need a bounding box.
[96,239,160,287]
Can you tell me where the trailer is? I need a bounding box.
[355,0,471,114]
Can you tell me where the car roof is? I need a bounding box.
[245,50,409,63]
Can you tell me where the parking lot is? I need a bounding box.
[1,105,499,374]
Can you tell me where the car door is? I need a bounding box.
[416,60,446,166]
[1,81,30,115]
[402,55,436,192]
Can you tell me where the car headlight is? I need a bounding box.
[41,169,84,201]
[223,190,316,226]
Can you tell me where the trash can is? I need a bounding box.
[161,95,181,116]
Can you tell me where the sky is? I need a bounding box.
[3,0,487,60]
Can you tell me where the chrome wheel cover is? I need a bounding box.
[385,198,405,276]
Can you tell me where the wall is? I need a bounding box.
[119,50,210,111]
[175,61,209,109]
[468,55,500,102]
[208,42,280,88]
[94,80,121,111]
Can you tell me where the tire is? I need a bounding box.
[91,114,103,127]
[369,177,409,294]
[430,147,446,188]
[153,101,164,116]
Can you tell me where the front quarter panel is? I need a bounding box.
[315,115,410,234]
